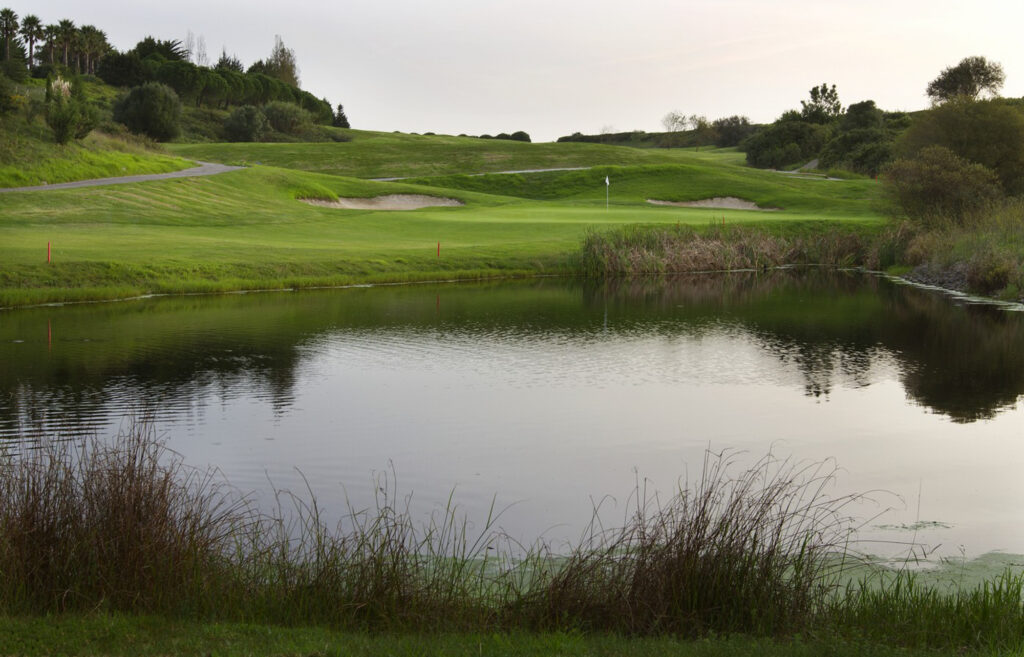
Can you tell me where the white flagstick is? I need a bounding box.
[605,175,609,210]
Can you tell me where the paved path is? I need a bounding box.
[0,161,246,193]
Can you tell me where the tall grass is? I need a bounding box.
[2,426,1022,651]
[578,222,890,277]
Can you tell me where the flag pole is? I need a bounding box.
[605,175,609,211]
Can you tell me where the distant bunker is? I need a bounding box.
[303,195,464,211]
[647,197,780,211]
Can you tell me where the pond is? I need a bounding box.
[3,271,1024,559]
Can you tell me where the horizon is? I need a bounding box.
[11,0,1024,142]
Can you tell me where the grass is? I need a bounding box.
[0,150,885,307]
[1,426,1022,654]
[166,128,749,179]
[0,614,986,657]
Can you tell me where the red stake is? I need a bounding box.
[437,241,440,258]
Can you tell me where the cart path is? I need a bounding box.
[0,161,246,193]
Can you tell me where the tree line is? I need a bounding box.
[0,6,351,143]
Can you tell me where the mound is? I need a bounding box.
[647,197,779,211]
[302,195,464,211]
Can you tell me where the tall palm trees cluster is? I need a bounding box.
[0,7,110,75]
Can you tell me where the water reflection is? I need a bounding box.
[2,271,1023,439]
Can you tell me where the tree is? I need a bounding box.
[265,35,299,87]
[926,56,1004,105]
[712,115,754,147]
[215,49,243,73]
[19,13,41,69]
[56,19,76,67]
[42,24,57,65]
[661,110,687,147]
[332,103,349,128]
[113,82,182,140]
[134,36,188,62]
[800,83,842,124]
[97,50,147,87]
[661,110,687,133]
[78,25,109,75]
[840,100,884,131]
[897,98,1024,194]
[689,114,715,150]
[0,8,18,61]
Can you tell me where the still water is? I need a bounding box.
[3,271,1024,558]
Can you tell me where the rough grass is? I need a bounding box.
[2,426,1023,653]
[900,198,1024,299]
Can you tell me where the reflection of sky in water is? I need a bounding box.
[2,274,1024,559]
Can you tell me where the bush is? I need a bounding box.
[113,82,182,141]
[262,101,311,134]
[883,145,1003,225]
[819,128,893,176]
[223,105,268,142]
[743,119,829,169]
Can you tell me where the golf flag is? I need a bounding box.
[605,175,610,210]
[605,176,609,186]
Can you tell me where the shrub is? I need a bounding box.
[113,82,182,141]
[883,145,1003,225]
[223,105,268,142]
[262,100,311,134]
[743,119,829,169]
[509,130,531,142]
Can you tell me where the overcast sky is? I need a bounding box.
[23,0,1024,141]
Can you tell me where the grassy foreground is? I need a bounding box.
[1,428,1022,655]
[0,614,983,657]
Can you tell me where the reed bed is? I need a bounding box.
[577,222,908,278]
[1,426,1022,652]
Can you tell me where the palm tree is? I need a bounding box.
[0,8,18,61]
[19,13,41,68]
[42,24,59,64]
[57,18,75,67]
[79,25,108,75]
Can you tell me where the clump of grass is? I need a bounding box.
[0,424,242,615]
[512,451,861,637]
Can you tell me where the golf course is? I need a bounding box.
[0,129,887,308]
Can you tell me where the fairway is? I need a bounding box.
[0,143,885,307]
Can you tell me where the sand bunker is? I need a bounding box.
[646,197,779,211]
[303,195,464,211]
